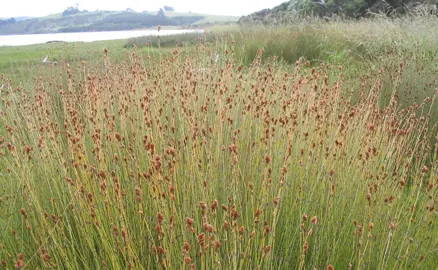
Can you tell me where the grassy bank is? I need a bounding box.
[0,16,437,269]
[0,39,159,80]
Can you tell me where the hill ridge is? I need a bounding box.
[0,10,238,35]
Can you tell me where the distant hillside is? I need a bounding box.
[15,17,33,22]
[239,0,437,24]
[0,16,32,22]
[0,10,238,35]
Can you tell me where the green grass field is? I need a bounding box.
[0,39,178,82]
[0,15,437,269]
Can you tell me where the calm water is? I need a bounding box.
[0,29,202,46]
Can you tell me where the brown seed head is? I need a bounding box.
[311,216,318,225]
[43,253,51,262]
[198,233,205,245]
[264,225,271,235]
[303,241,309,253]
[231,208,239,219]
[421,166,429,173]
[211,200,218,211]
[239,225,245,235]
[214,240,221,251]
[223,221,229,230]
[15,260,24,269]
[157,212,164,223]
[20,208,27,218]
[183,241,190,251]
[255,208,262,217]
[199,202,207,209]
[303,213,308,221]
[186,217,194,227]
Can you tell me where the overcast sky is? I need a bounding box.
[1,0,288,18]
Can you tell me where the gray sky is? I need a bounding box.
[1,0,287,18]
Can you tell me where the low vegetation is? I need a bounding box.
[239,0,438,24]
[124,32,212,49]
[0,14,437,270]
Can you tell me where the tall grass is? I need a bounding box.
[124,15,438,120]
[1,14,438,268]
[0,32,437,269]
[123,15,438,116]
[226,15,438,131]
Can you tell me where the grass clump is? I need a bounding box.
[0,32,437,269]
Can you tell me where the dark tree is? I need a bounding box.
[157,8,165,17]
[0,18,16,26]
[63,4,80,16]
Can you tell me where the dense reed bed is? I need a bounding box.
[0,37,437,269]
